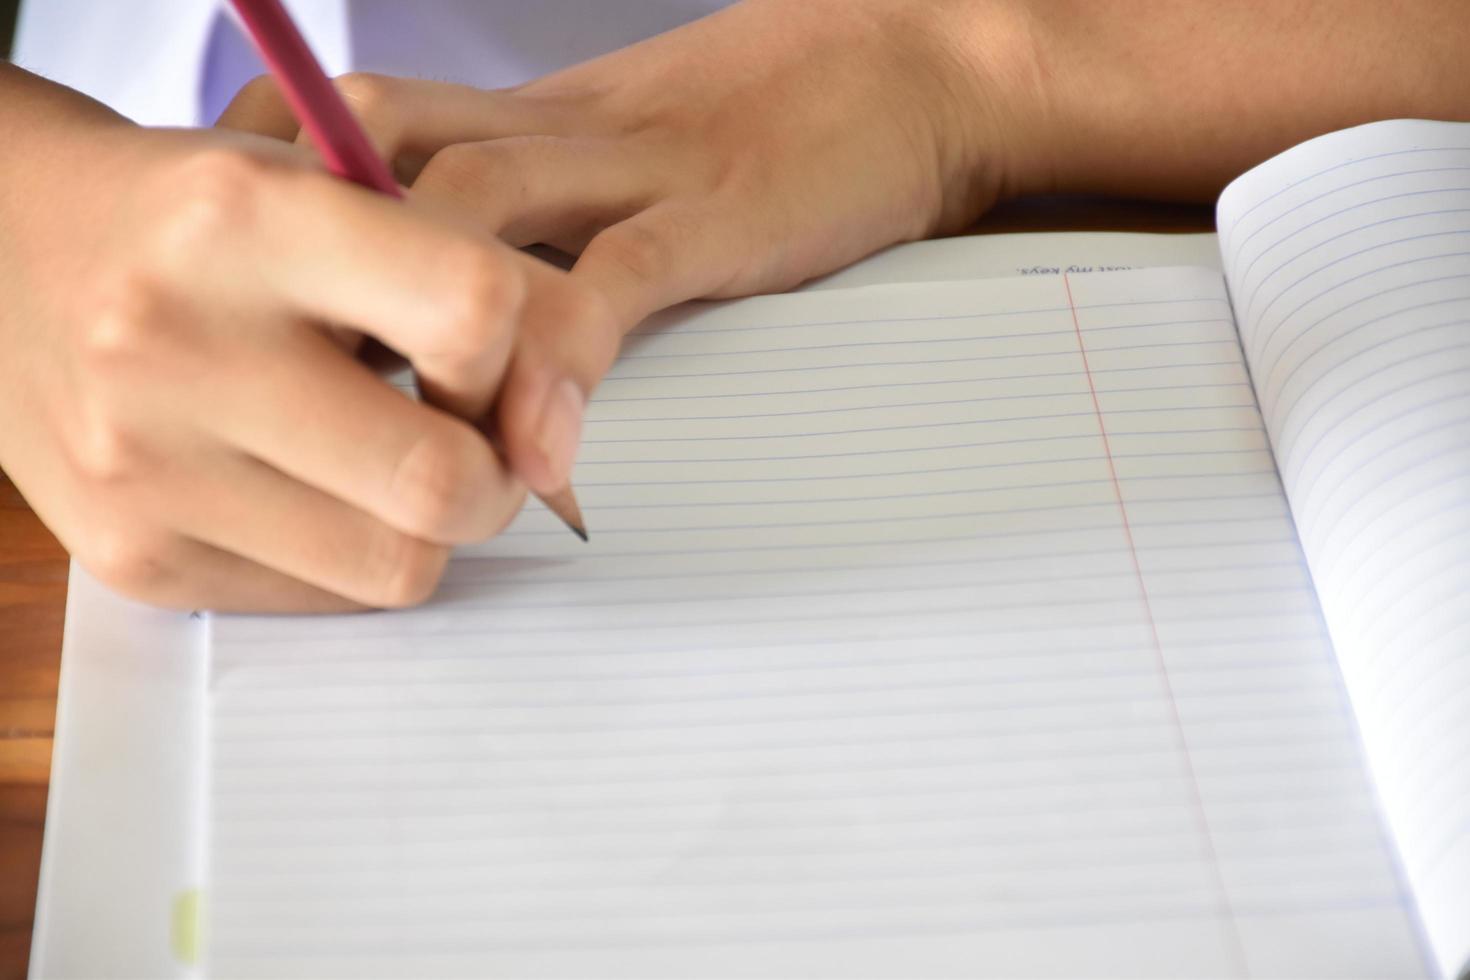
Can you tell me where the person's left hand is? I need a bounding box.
[219,0,1041,332]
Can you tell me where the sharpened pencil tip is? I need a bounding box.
[538,485,588,542]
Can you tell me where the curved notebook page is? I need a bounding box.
[1218,119,1470,977]
[206,269,1423,978]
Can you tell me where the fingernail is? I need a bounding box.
[537,378,586,486]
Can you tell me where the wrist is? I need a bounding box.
[873,0,1058,231]
[0,65,135,221]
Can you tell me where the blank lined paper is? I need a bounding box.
[205,268,1424,978]
[1218,119,1470,978]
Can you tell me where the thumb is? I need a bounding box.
[493,258,621,496]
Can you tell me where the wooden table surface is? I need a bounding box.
[0,198,1214,980]
[0,471,66,980]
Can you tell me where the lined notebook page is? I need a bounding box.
[205,268,1424,978]
[1218,119,1470,978]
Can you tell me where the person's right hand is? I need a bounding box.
[0,68,616,612]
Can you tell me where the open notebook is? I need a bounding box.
[143,119,1470,976]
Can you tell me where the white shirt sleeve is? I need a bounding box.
[14,0,223,125]
[13,0,350,127]
[13,0,729,127]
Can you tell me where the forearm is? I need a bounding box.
[951,0,1470,202]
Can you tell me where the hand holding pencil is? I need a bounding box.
[0,54,613,613]
[227,0,597,540]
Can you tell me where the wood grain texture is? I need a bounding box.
[0,203,1212,980]
[0,470,66,980]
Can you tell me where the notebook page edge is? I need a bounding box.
[1215,117,1470,977]
[29,565,205,979]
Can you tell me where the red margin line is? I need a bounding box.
[1063,273,1249,975]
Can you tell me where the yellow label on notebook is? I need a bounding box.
[171,889,203,967]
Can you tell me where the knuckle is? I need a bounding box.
[365,530,449,609]
[419,143,492,197]
[437,246,524,358]
[80,268,171,368]
[419,137,559,212]
[84,528,171,599]
[335,71,393,109]
[389,427,490,541]
[334,72,399,134]
[589,220,668,286]
[231,74,280,114]
[153,148,270,261]
[71,410,143,485]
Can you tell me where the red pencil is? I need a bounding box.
[229,0,400,198]
[227,0,587,541]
